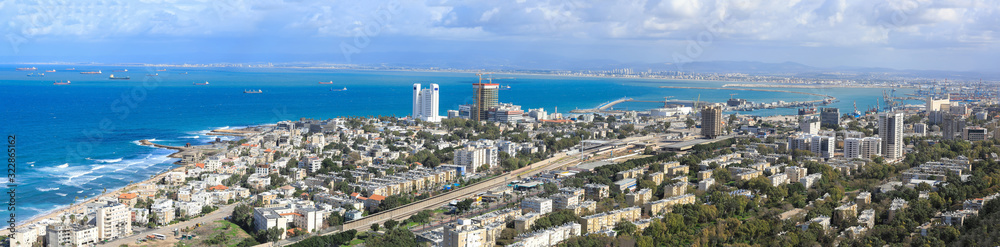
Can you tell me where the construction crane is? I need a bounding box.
[472,72,496,121]
[729,93,738,99]
[662,96,674,108]
[694,94,701,110]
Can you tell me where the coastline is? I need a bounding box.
[0,146,192,235]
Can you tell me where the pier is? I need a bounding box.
[570,86,838,114]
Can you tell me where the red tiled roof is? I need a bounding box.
[118,193,138,199]
[208,185,229,191]
[368,194,386,201]
[195,163,205,168]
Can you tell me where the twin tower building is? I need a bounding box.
[412,83,441,122]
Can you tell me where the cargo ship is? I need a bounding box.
[156,69,166,71]
[113,69,128,72]
[319,81,334,84]
[109,74,130,80]
[45,69,56,72]
[329,87,347,91]
[80,70,102,74]
[26,73,44,77]
[53,80,70,85]
[16,67,36,71]
[244,89,263,94]
[193,81,209,85]
[64,68,76,71]
[178,72,188,75]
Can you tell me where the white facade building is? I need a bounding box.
[413,83,441,122]
[879,112,904,161]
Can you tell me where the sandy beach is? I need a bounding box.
[0,162,187,236]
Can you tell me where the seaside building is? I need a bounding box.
[700,105,723,138]
[46,224,98,247]
[472,82,500,121]
[96,202,132,241]
[879,112,904,161]
[412,83,441,122]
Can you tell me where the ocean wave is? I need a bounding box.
[37,187,59,192]
[87,157,123,163]
[56,163,69,168]
[90,165,107,171]
[54,193,67,197]
[26,161,35,164]
[180,135,200,139]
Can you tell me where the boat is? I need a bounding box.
[80,70,102,74]
[319,81,334,84]
[244,89,263,94]
[16,67,36,71]
[64,68,76,71]
[156,69,166,71]
[193,81,209,85]
[53,80,70,85]
[26,73,44,77]
[113,69,128,72]
[178,72,188,75]
[45,69,56,72]
[109,74,130,80]
[330,87,347,91]
[146,73,158,76]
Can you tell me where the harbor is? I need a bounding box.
[569,86,837,114]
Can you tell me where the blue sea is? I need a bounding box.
[0,65,920,224]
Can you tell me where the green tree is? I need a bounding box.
[614,219,638,236]
[384,219,399,230]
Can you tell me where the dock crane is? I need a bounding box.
[729,93,738,99]
[662,96,674,108]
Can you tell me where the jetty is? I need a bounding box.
[206,128,258,136]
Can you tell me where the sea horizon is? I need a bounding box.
[2,65,921,225]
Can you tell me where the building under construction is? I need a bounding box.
[472,74,500,121]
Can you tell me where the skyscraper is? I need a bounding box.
[701,105,723,139]
[412,83,441,122]
[472,82,499,121]
[879,112,904,161]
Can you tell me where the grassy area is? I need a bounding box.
[175,220,255,247]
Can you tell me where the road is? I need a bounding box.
[97,203,239,247]
[276,135,661,246]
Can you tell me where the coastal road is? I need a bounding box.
[97,203,239,247]
[277,135,659,246]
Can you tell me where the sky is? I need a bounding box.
[1,0,999,71]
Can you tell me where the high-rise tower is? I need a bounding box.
[700,105,723,139]
[472,82,499,121]
[412,83,440,122]
[878,112,904,161]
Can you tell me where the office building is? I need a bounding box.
[700,105,723,138]
[844,138,862,159]
[820,108,840,126]
[472,82,500,121]
[963,127,988,142]
[412,83,441,122]
[879,112,904,161]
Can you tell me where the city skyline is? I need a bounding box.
[2,0,999,71]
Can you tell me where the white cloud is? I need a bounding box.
[3,0,998,51]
